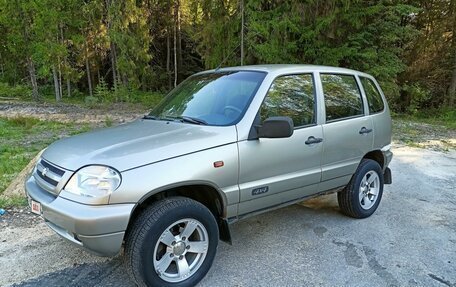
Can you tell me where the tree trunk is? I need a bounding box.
[177,0,182,76]
[240,0,244,66]
[448,0,456,107]
[52,65,61,101]
[58,63,63,100]
[59,23,67,98]
[166,0,172,89]
[122,73,128,87]
[110,42,118,91]
[167,27,171,89]
[448,53,456,107]
[20,2,38,101]
[59,24,71,98]
[173,0,178,87]
[67,79,71,98]
[0,52,4,76]
[27,57,39,100]
[85,42,93,97]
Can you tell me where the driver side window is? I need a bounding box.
[260,74,316,127]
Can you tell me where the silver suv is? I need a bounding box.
[25,65,392,287]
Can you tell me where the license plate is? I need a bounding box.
[31,200,41,215]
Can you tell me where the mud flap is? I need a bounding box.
[218,218,232,245]
[384,167,392,184]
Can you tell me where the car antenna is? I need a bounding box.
[215,32,260,71]
[215,43,242,72]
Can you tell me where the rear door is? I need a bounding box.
[319,73,374,190]
[237,73,323,215]
[359,76,391,150]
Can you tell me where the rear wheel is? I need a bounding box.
[125,197,218,287]
[338,159,384,218]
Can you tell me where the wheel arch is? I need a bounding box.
[362,150,385,169]
[127,181,232,244]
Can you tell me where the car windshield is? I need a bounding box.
[148,71,267,126]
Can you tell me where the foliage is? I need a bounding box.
[0,82,32,98]
[0,0,454,112]
[84,95,99,107]
[402,0,456,109]
[94,78,111,102]
[401,83,431,114]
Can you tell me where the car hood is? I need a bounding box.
[42,119,238,171]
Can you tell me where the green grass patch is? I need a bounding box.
[393,108,456,130]
[0,194,27,208]
[0,117,94,208]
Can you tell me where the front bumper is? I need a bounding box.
[25,176,134,256]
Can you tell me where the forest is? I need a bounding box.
[0,0,455,114]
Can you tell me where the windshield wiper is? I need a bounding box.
[144,114,207,125]
[143,115,177,122]
[143,115,158,120]
[176,116,208,125]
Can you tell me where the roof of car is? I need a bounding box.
[202,64,372,77]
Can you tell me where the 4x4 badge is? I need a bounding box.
[252,186,269,196]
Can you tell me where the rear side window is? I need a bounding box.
[260,74,315,127]
[321,74,364,121]
[360,77,384,113]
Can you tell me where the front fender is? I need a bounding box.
[109,143,240,216]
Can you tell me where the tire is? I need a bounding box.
[338,159,384,219]
[124,197,219,287]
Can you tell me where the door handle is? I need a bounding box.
[305,136,323,145]
[359,127,373,134]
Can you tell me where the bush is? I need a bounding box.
[94,78,112,102]
[84,96,99,108]
[37,84,54,98]
[402,83,431,114]
[0,82,32,98]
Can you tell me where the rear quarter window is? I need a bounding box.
[321,74,364,122]
[360,77,385,113]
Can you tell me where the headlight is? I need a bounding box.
[64,165,121,198]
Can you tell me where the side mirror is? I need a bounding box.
[257,116,294,138]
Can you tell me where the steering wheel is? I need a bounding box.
[223,105,243,116]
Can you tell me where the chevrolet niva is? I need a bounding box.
[26,65,392,287]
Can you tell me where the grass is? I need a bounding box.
[0,117,94,208]
[393,108,456,130]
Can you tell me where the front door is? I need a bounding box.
[237,73,323,215]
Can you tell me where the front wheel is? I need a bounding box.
[124,197,219,287]
[338,159,384,218]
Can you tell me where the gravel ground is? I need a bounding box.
[1,145,455,287]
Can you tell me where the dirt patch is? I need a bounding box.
[0,101,146,124]
[393,119,456,152]
[0,207,42,229]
